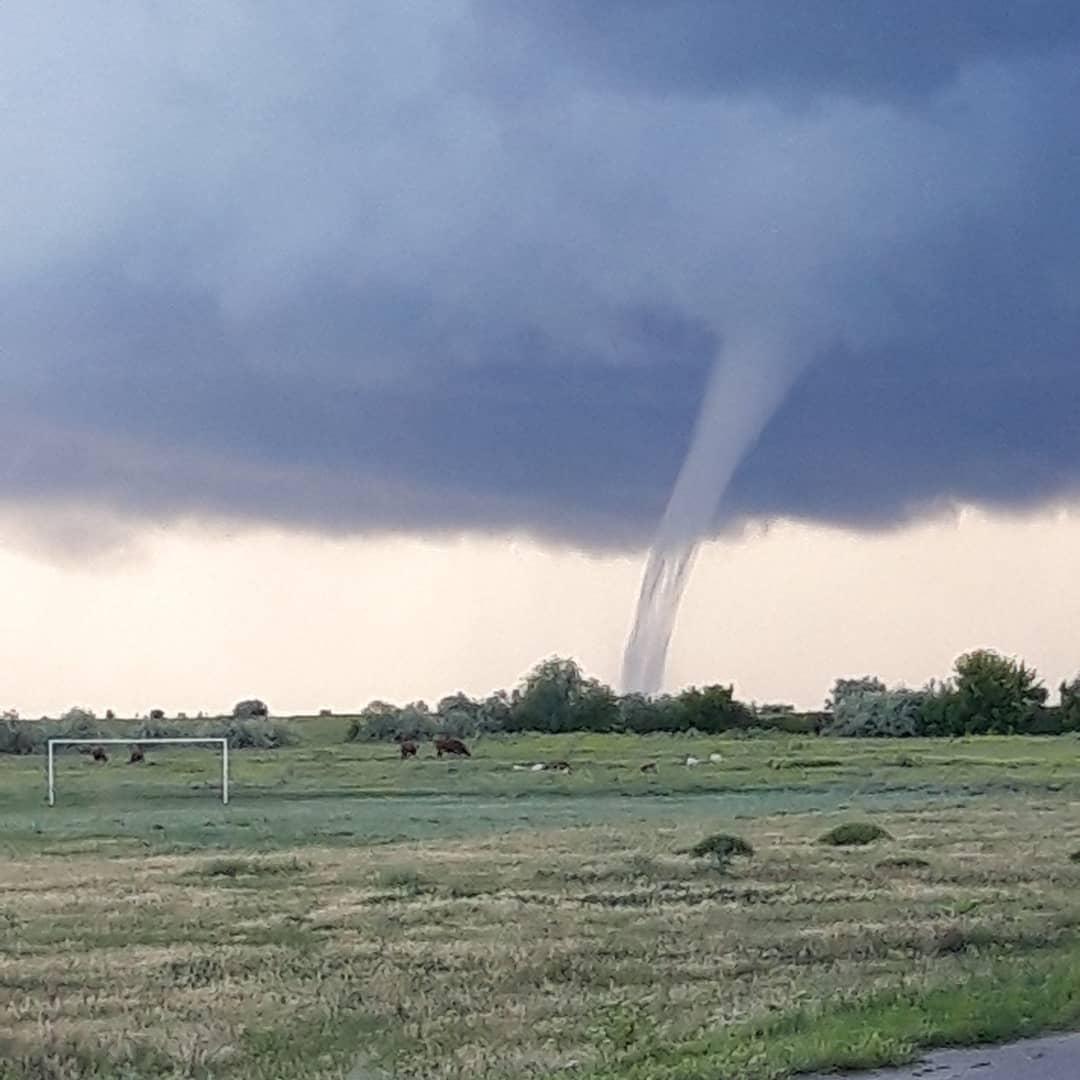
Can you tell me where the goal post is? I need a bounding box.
[46,737,230,806]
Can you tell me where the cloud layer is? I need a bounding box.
[3,1,1079,551]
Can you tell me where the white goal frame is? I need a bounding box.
[47,737,230,806]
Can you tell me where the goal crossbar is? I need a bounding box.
[46,737,230,806]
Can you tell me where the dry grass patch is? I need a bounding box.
[4,800,1080,1078]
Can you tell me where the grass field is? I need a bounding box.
[5,724,1080,1078]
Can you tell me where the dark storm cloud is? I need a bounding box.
[1,1,1078,552]
[479,0,1080,101]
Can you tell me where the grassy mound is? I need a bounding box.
[819,822,892,847]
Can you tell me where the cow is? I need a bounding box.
[91,745,109,763]
[399,739,418,759]
[129,745,145,764]
[544,760,572,774]
[434,735,470,758]
[640,761,657,774]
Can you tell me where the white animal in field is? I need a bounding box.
[685,755,700,766]
[709,753,724,764]
[512,764,530,771]
[530,762,546,772]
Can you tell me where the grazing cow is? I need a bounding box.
[708,753,724,764]
[91,745,109,763]
[129,745,145,764]
[434,735,470,758]
[544,760,572,774]
[399,739,418,759]
[640,761,657,774]
[685,755,700,767]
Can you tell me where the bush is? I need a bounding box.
[131,716,294,748]
[346,701,437,742]
[0,717,39,755]
[825,689,927,737]
[681,833,754,869]
[826,676,886,712]
[232,699,269,720]
[819,822,892,847]
[60,707,99,734]
[0,711,110,755]
[133,719,186,740]
[214,718,295,749]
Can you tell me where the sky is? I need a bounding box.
[2,3,1079,715]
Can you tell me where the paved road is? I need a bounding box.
[810,1032,1080,1079]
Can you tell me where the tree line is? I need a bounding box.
[7,650,1080,749]
[344,650,1080,741]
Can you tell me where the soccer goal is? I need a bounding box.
[46,737,230,806]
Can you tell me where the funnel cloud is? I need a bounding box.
[622,337,804,693]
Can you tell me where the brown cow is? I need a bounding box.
[129,745,145,764]
[91,745,109,763]
[434,735,470,758]
[640,761,657,774]
[399,740,418,759]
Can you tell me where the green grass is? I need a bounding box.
[580,940,1080,1078]
[5,726,1080,1077]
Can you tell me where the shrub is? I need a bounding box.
[149,708,165,721]
[346,701,437,742]
[54,709,103,741]
[681,833,754,869]
[232,699,269,720]
[819,822,892,847]
[0,717,40,755]
[214,718,295,749]
[131,716,294,748]
[826,676,886,712]
[134,719,186,740]
[825,689,927,737]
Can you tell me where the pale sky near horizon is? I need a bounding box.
[4,503,1077,719]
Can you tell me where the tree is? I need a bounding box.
[509,657,619,733]
[436,691,482,736]
[826,676,886,712]
[1061,675,1080,732]
[232,699,269,720]
[477,690,513,733]
[951,649,1046,734]
[617,692,689,733]
[677,684,753,733]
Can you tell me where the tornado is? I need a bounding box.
[621,333,802,695]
